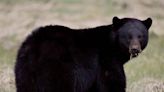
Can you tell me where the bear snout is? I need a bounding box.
[129,48,141,57]
[130,48,140,54]
[129,40,142,57]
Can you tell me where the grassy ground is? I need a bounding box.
[125,34,164,92]
[0,0,164,92]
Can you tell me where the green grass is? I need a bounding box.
[0,35,18,65]
[0,35,18,92]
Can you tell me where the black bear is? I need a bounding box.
[15,17,152,92]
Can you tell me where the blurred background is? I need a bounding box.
[0,0,163,92]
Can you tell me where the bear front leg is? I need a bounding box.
[107,78,126,92]
[103,62,126,92]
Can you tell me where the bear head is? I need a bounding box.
[112,16,152,58]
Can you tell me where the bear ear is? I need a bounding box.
[142,18,152,30]
[112,16,121,27]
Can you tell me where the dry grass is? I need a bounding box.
[0,65,15,92]
[127,78,164,92]
[0,0,164,92]
[0,0,164,40]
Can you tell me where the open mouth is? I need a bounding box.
[131,53,139,58]
[129,49,142,58]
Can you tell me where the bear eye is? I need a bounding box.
[129,35,132,39]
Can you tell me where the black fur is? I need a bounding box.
[15,17,152,92]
